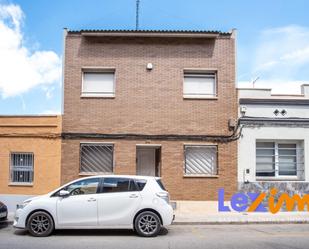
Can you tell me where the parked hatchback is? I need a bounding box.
[14,175,174,237]
[0,201,8,222]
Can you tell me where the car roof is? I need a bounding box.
[78,175,160,181]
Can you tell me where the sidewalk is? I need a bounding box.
[172,201,309,224]
[174,212,309,224]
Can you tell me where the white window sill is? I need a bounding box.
[183,174,219,178]
[256,177,301,181]
[81,93,115,98]
[183,95,218,100]
[8,182,33,187]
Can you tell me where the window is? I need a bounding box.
[62,178,100,196]
[102,178,137,193]
[183,72,216,98]
[80,143,114,174]
[256,142,275,177]
[135,179,147,191]
[10,153,34,183]
[184,145,218,176]
[82,71,115,97]
[256,141,304,178]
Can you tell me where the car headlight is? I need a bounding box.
[17,200,32,209]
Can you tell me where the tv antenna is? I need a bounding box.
[136,0,140,30]
[252,76,260,88]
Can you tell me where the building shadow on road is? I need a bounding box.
[13,227,169,237]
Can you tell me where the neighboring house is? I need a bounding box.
[238,85,309,195]
[0,115,61,211]
[62,29,238,201]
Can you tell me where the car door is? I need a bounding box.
[97,177,143,227]
[56,178,100,227]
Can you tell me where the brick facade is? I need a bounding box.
[62,31,238,200]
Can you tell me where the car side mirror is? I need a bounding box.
[59,190,70,197]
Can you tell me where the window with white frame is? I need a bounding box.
[10,153,34,183]
[82,71,115,97]
[183,72,216,98]
[184,145,217,176]
[80,143,114,173]
[256,141,304,178]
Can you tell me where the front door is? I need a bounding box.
[136,147,158,176]
[56,178,100,227]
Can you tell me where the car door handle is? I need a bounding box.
[87,197,96,202]
[129,194,138,198]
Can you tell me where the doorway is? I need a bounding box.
[136,145,161,177]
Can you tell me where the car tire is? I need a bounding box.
[27,211,54,237]
[134,211,161,237]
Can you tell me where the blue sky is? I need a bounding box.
[0,0,309,114]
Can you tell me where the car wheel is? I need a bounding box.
[27,211,54,237]
[134,211,161,237]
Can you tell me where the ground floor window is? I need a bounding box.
[184,145,218,176]
[80,143,114,174]
[256,140,304,179]
[10,152,34,183]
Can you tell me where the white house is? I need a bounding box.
[238,84,309,195]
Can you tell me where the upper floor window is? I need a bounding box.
[256,141,304,179]
[183,71,217,99]
[82,70,115,97]
[10,152,34,183]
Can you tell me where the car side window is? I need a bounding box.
[135,179,147,191]
[101,178,137,193]
[63,178,100,196]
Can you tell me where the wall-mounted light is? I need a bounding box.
[146,63,153,70]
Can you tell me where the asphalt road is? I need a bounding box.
[1,223,309,249]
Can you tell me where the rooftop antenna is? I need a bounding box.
[252,76,260,88]
[135,0,140,30]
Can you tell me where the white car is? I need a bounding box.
[14,175,174,237]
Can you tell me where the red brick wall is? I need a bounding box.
[61,139,237,200]
[62,33,237,200]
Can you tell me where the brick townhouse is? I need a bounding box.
[61,29,239,201]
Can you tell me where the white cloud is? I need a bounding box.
[239,25,309,94]
[0,4,61,98]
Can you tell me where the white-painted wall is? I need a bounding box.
[238,126,309,182]
[241,105,309,118]
[238,85,309,183]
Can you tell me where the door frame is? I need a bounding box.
[136,144,162,177]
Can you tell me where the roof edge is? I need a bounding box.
[67,29,232,38]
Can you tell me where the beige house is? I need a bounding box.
[0,115,62,211]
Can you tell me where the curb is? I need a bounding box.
[173,220,309,225]
[4,220,309,226]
